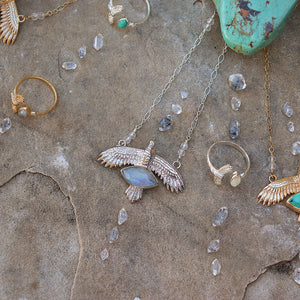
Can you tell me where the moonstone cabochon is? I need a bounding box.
[121,166,158,189]
[286,193,300,213]
[213,0,298,55]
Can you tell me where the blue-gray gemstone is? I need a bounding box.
[121,167,158,188]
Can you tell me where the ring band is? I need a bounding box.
[11,75,58,118]
[207,141,251,187]
[108,0,150,28]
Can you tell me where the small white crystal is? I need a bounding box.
[109,226,119,243]
[287,121,295,133]
[108,0,123,15]
[180,142,188,151]
[229,120,240,140]
[100,248,109,261]
[172,104,182,115]
[282,102,293,118]
[211,258,221,276]
[0,117,11,134]
[93,34,104,51]
[62,62,77,70]
[231,97,241,111]
[207,240,220,253]
[118,208,128,225]
[212,207,228,227]
[293,268,300,285]
[228,74,246,91]
[78,46,87,59]
[180,90,188,99]
[134,298,141,300]
[159,115,172,132]
[292,141,300,156]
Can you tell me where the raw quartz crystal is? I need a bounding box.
[228,74,247,91]
[62,62,77,70]
[211,258,221,276]
[78,46,87,59]
[180,90,188,99]
[292,141,300,156]
[100,248,109,261]
[231,97,241,111]
[229,120,240,139]
[159,115,172,131]
[172,104,182,115]
[93,34,104,51]
[282,102,293,118]
[287,121,295,132]
[31,12,45,21]
[207,239,220,253]
[212,207,228,227]
[0,117,11,134]
[293,268,300,285]
[109,226,119,243]
[118,208,128,225]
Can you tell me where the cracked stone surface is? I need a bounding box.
[0,1,299,299]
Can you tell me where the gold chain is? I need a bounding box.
[264,46,277,182]
[19,0,77,22]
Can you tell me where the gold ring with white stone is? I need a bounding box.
[207,141,250,187]
[11,75,58,118]
[108,0,150,29]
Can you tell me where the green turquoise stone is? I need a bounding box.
[121,166,158,188]
[118,19,128,29]
[288,193,300,209]
[212,0,298,55]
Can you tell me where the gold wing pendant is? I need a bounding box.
[0,0,19,45]
[97,141,184,202]
[149,155,184,193]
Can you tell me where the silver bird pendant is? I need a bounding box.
[257,166,300,222]
[98,141,184,202]
[0,0,19,45]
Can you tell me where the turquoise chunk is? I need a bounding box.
[213,0,298,55]
[118,18,128,29]
[121,166,158,188]
[288,193,300,209]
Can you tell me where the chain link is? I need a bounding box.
[19,0,77,21]
[129,11,216,135]
[264,47,277,182]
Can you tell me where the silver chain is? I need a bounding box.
[118,11,228,169]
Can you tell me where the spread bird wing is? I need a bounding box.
[149,155,184,193]
[0,0,19,45]
[257,175,300,206]
[98,146,146,168]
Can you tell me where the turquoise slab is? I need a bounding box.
[287,193,300,210]
[212,0,298,55]
[121,166,158,189]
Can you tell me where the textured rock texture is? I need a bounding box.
[0,1,299,299]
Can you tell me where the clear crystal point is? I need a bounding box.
[78,46,87,59]
[100,248,109,261]
[172,104,182,115]
[231,97,241,111]
[228,74,246,90]
[118,208,128,225]
[229,120,240,139]
[159,115,172,131]
[109,226,119,243]
[282,102,293,118]
[211,258,221,276]
[208,239,220,253]
[212,207,228,227]
[93,34,104,51]
[0,117,11,134]
[287,121,295,132]
[293,268,300,285]
[292,141,300,156]
[62,62,77,70]
[180,90,188,99]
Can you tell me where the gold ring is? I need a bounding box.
[207,141,251,187]
[11,75,58,118]
[108,0,150,28]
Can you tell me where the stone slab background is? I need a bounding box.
[0,0,299,299]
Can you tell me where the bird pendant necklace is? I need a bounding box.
[98,12,228,203]
[257,47,300,221]
[0,0,77,45]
